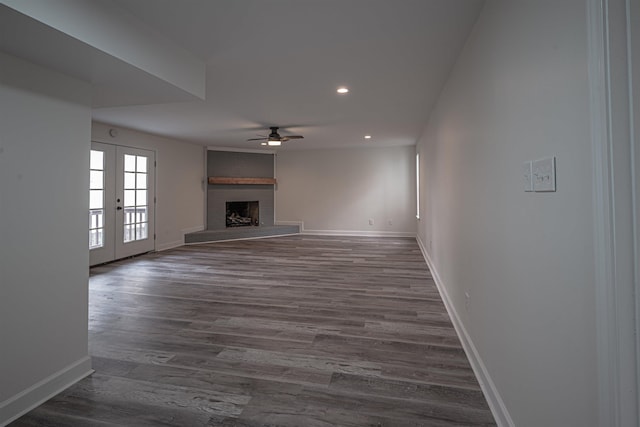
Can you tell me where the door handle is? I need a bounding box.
[116,206,123,210]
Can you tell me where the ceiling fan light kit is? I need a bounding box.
[247,126,304,147]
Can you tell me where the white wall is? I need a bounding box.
[92,122,205,250]
[416,1,597,426]
[0,53,93,424]
[275,146,415,236]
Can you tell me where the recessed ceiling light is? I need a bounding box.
[364,135,372,139]
[337,87,349,94]
[260,142,267,146]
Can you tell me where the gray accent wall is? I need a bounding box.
[207,151,274,229]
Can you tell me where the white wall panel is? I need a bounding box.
[276,146,416,236]
[416,1,597,425]
[0,52,92,423]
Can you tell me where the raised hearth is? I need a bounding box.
[185,225,300,244]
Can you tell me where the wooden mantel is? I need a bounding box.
[208,177,277,185]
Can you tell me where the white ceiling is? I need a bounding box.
[19,0,487,150]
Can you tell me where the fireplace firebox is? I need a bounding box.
[226,201,259,227]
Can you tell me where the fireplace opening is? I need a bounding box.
[226,201,259,227]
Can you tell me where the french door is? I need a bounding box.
[90,142,155,266]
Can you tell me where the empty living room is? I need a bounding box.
[1,1,638,426]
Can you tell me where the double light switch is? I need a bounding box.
[523,156,556,192]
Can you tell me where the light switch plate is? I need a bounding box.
[522,161,533,192]
[533,156,556,192]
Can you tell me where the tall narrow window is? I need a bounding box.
[123,154,149,243]
[89,150,105,249]
[416,153,420,219]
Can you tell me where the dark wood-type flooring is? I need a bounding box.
[12,235,495,426]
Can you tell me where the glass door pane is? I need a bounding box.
[89,142,117,266]
[122,154,149,243]
[89,150,105,249]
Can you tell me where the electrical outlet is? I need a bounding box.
[522,161,533,192]
[368,218,374,226]
[533,156,556,192]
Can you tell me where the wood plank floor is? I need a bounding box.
[11,235,495,426]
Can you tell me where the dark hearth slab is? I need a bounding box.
[184,225,300,244]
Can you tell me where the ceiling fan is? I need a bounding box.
[247,127,304,146]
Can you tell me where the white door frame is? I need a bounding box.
[587,0,639,425]
[89,141,156,266]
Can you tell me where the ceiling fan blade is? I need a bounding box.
[281,135,304,141]
[248,127,304,143]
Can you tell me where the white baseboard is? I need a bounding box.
[274,220,304,228]
[0,356,93,426]
[156,240,183,251]
[275,220,414,238]
[303,229,415,238]
[182,225,206,234]
[156,225,205,252]
[415,236,514,427]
